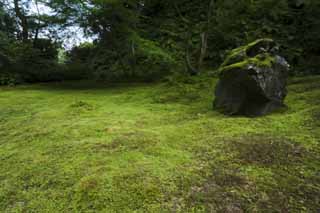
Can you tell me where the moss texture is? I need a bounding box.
[219,38,276,73]
[220,53,276,73]
[0,75,319,212]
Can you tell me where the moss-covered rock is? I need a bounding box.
[214,39,290,116]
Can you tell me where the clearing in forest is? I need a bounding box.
[0,76,319,212]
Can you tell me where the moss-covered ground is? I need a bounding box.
[0,75,319,212]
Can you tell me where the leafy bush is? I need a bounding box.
[89,34,177,82]
[153,73,215,104]
[0,73,22,86]
[132,36,177,81]
[65,43,95,80]
[6,40,63,83]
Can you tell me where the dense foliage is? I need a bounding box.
[0,0,319,84]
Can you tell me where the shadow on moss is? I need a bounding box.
[226,135,306,166]
[186,135,320,212]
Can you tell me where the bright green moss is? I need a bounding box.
[219,60,249,72]
[219,53,276,73]
[220,38,275,71]
[249,53,276,67]
[246,38,274,50]
[0,75,319,212]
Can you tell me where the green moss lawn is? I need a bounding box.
[0,76,319,212]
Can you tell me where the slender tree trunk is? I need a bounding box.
[34,28,39,45]
[185,31,198,75]
[33,0,41,46]
[13,0,28,42]
[185,48,198,75]
[198,0,215,70]
[198,32,208,69]
[130,40,137,76]
[174,3,198,75]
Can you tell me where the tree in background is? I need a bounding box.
[0,0,65,84]
[1,0,320,85]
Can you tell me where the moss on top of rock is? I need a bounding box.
[219,38,276,73]
[219,53,276,73]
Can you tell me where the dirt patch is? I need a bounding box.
[92,131,159,153]
[187,166,249,212]
[226,135,306,166]
[186,135,319,212]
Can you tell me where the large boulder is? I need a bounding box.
[213,39,290,116]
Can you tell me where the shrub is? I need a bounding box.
[0,73,22,86]
[65,42,95,80]
[90,34,178,82]
[6,40,63,83]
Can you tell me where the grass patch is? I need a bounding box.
[0,75,319,212]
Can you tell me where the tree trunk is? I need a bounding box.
[198,32,208,70]
[185,49,198,75]
[13,0,28,42]
[198,0,215,70]
[185,33,198,75]
[174,3,198,75]
[34,28,39,46]
[33,0,41,46]
[130,40,137,76]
